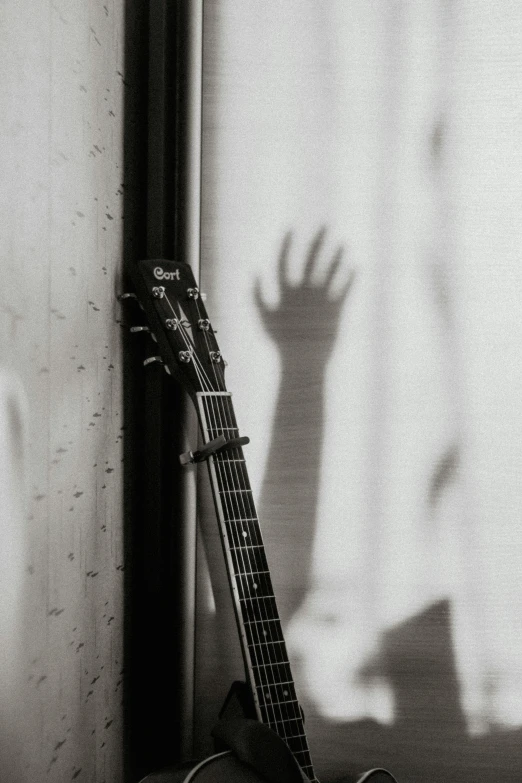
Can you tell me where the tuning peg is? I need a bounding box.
[187,290,206,302]
[143,356,172,376]
[130,326,157,342]
[143,355,163,367]
[119,292,144,310]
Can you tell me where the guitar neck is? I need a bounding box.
[197,391,317,783]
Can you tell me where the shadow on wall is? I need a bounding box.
[312,599,522,783]
[255,231,522,783]
[0,369,27,782]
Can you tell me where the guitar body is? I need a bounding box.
[140,751,270,783]
[140,751,396,783]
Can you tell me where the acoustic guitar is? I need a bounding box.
[126,259,397,783]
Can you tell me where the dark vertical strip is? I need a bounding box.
[123,1,202,780]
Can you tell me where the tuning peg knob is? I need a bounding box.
[119,292,144,310]
[143,356,163,367]
[130,325,158,342]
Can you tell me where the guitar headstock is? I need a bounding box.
[126,259,226,398]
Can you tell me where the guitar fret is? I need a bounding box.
[257,679,294,687]
[284,738,311,754]
[260,697,299,708]
[233,569,269,578]
[226,517,258,523]
[218,487,255,519]
[239,594,276,600]
[244,617,281,626]
[252,660,291,669]
[230,544,263,550]
[226,521,262,549]
[234,571,270,576]
[248,640,286,649]
[229,547,268,576]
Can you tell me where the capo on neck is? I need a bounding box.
[179,434,250,465]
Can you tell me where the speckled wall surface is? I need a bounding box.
[0,1,127,780]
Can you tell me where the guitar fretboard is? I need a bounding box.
[197,391,317,782]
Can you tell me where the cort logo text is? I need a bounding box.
[154,266,180,281]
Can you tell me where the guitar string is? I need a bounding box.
[163,286,280,720]
[217,393,289,738]
[196,317,308,754]
[195,311,311,762]
[158,286,314,777]
[204,394,279,732]
[167,289,312,767]
[220,392,298,741]
[211,350,314,773]
[191,297,286,736]
[191,304,284,735]
[205,396,285,736]
[156,290,290,727]
[199,314,295,738]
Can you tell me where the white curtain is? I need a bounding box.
[199,0,522,776]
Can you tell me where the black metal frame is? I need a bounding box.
[123,2,203,780]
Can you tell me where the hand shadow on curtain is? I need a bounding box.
[254,231,522,783]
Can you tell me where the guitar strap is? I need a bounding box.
[211,718,305,783]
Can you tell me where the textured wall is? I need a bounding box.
[0,1,126,780]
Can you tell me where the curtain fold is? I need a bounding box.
[198,1,522,777]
